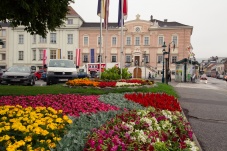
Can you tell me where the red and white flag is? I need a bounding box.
[104,0,109,29]
[76,49,80,67]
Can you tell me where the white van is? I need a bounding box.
[46,59,78,85]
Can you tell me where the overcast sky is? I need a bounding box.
[71,0,227,59]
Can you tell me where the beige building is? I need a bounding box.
[0,23,10,69]
[79,14,193,78]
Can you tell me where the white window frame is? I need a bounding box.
[39,36,47,43]
[125,55,131,63]
[172,35,178,46]
[83,54,89,62]
[32,49,36,61]
[68,34,73,44]
[171,56,177,63]
[158,36,164,45]
[157,55,163,64]
[1,54,6,60]
[50,33,56,44]
[126,36,131,45]
[97,36,103,46]
[39,50,43,60]
[144,55,149,63]
[111,55,117,62]
[19,35,24,44]
[135,36,140,46]
[68,19,73,24]
[50,50,57,59]
[112,36,117,46]
[2,29,6,36]
[67,51,73,60]
[83,36,89,46]
[18,51,24,60]
[33,35,36,44]
[144,36,149,45]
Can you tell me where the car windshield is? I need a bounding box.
[49,60,75,68]
[8,66,30,73]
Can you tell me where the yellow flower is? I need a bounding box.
[1,116,7,121]
[24,136,32,142]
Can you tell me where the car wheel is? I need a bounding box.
[29,78,35,86]
[46,79,51,85]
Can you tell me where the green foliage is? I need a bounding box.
[99,93,145,110]
[0,0,74,37]
[57,111,121,151]
[101,66,131,80]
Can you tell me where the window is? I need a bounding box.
[97,37,103,46]
[126,37,131,45]
[68,19,73,24]
[172,56,177,63]
[157,56,163,64]
[135,27,140,32]
[19,35,24,44]
[2,41,6,48]
[125,55,131,63]
[68,34,73,44]
[144,37,149,45]
[112,37,117,46]
[111,55,117,62]
[18,51,24,60]
[84,36,88,45]
[135,37,140,46]
[32,50,36,60]
[83,54,88,62]
[1,54,6,60]
[67,51,73,60]
[97,55,102,62]
[1,29,6,36]
[50,33,56,44]
[33,35,36,44]
[158,36,164,45]
[39,50,43,60]
[50,50,57,59]
[39,36,47,43]
[143,55,149,63]
[172,35,178,46]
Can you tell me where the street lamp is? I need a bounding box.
[162,42,168,83]
[142,51,146,79]
[166,41,175,85]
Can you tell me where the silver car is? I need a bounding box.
[1,66,36,86]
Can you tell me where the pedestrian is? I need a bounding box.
[148,72,151,79]
[168,69,171,82]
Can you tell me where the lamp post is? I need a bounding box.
[162,42,167,83]
[143,51,146,79]
[135,60,138,78]
[165,41,175,85]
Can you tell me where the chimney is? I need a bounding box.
[164,19,168,22]
[150,15,153,22]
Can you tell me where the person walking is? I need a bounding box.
[168,69,171,82]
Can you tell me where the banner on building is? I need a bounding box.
[91,49,95,63]
[76,48,80,68]
[42,49,47,67]
[58,49,61,59]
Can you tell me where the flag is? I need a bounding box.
[42,49,47,66]
[118,0,128,27]
[104,0,109,29]
[76,49,81,68]
[97,0,106,19]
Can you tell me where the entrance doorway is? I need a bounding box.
[133,67,142,78]
[134,56,140,66]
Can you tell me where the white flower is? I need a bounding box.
[116,82,141,87]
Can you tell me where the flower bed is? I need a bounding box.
[66,78,153,88]
[0,93,199,151]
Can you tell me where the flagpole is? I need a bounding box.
[120,0,123,79]
[105,0,108,69]
[99,0,102,79]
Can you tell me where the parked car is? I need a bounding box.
[1,66,36,86]
[78,69,88,79]
[223,74,227,80]
[0,69,4,83]
[34,69,45,80]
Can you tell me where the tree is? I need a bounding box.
[0,0,74,37]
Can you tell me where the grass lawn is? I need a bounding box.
[0,82,179,97]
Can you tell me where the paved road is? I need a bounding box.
[170,77,227,151]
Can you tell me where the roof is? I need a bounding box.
[175,58,200,65]
[80,18,191,29]
[67,6,79,16]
